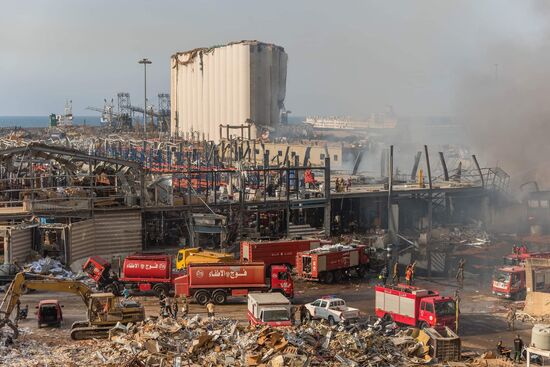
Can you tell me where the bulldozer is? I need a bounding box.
[0,272,144,340]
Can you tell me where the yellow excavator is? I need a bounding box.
[0,272,144,340]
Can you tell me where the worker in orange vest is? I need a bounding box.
[405,265,413,286]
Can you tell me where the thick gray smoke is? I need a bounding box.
[455,3,550,190]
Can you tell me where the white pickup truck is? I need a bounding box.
[304,296,360,325]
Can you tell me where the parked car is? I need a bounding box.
[303,296,360,325]
[36,299,63,328]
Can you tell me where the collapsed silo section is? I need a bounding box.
[170,40,287,142]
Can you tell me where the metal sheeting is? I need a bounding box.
[68,211,142,264]
[399,296,415,318]
[317,255,327,272]
[171,41,287,142]
[350,251,359,267]
[94,211,142,255]
[69,219,95,262]
[9,227,32,264]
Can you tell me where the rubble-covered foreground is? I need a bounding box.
[0,315,483,367]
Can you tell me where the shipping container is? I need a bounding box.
[296,244,369,283]
[174,262,293,304]
[240,239,321,269]
[170,40,287,142]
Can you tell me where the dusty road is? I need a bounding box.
[11,275,530,354]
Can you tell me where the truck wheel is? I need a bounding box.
[212,290,227,305]
[382,313,393,322]
[153,284,169,299]
[194,290,210,305]
[334,270,343,283]
[328,316,336,326]
[325,271,334,284]
[105,284,120,296]
[419,322,429,330]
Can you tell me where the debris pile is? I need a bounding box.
[25,257,75,278]
[0,315,461,366]
[427,226,491,248]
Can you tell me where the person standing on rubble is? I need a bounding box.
[392,262,399,285]
[159,295,169,317]
[513,334,524,362]
[507,306,516,331]
[299,304,308,324]
[181,296,188,317]
[172,297,179,319]
[456,258,466,289]
[206,301,215,321]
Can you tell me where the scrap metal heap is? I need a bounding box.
[0,314,462,367]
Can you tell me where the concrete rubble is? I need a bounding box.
[0,315,467,367]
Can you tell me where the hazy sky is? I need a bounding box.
[0,0,546,116]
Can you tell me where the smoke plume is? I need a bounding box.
[455,4,550,191]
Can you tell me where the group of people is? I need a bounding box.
[159,296,218,321]
[513,243,528,255]
[496,335,524,363]
[379,261,417,286]
[379,258,466,288]
[335,177,352,192]
[159,295,188,319]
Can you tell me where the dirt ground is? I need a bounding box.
[12,274,531,354]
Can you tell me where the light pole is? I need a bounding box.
[138,58,152,135]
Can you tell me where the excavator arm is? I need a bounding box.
[0,272,93,338]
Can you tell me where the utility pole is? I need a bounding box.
[138,58,152,136]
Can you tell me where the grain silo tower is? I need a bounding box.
[170,40,288,142]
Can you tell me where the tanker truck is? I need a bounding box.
[83,254,177,298]
[174,262,294,304]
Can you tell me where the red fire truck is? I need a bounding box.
[295,244,369,283]
[83,254,177,298]
[492,266,526,299]
[240,239,322,270]
[492,251,550,299]
[375,284,456,329]
[174,262,294,304]
[503,250,550,266]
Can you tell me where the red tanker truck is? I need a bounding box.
[83,254,177,298]
[240,239,322,270]
[295,244,369,283]
[174,262,294,304]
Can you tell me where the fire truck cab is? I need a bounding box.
[492,266,526,299]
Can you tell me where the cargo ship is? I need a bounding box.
[304,110,397,131]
